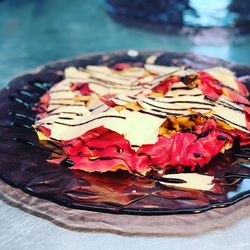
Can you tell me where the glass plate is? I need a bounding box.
[1,50,250,215]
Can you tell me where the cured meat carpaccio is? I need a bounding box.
[34,64,250,175]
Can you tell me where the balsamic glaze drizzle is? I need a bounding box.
[160,100,215,106]
[217,100,244,113]
[142,100,211,112]
[60,158,74,167]
[214,114,247,130]
[217,135,228,141]
[138,109,167,118]
[54,115,126,127]
[193,153,204,158]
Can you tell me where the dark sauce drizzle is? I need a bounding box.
[163,100,215,106]
[217,100,244,113]
[138,109,167,118]
[142,100,211,112]
[60,158,74,167]
[214,114,247,130]
[54,115,126,127]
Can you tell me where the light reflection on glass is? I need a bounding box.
[227,179,250,199]
[185,0,233,27]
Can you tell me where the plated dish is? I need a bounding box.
[1,51,250,215]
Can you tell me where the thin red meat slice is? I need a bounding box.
[37,125,51,137]
[197,71,223,99]
[35,92,50,116]
[60,126,111,148]
[137,137,173,167]
[112,63,131,71]
[62,126,132,153]
[198,82,221,99]
[68,147,151,174]
[42,120,239,174]
[60,127,112,156]
[58,126,139,173]
[219,128,250,146]
[184,120,233,169]
[169,133,197,166]
[138,133,197,171]
[152,76,180,95]
[222,87,250,105]
[71,83,93,95]
[185,130,226,169]
[245,112,250,132]
[131,154,152,174]
[137,119,232,172]
[54,120,233,173]
[183,139,211,169]
[40,93,50,108]
[138,133,198,171]
[85,130,131,149]
[100,94,117,107]
[63,139,84,156]
[237,79,249,96]
[62,127,151,174]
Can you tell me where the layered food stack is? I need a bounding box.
[34,63,250,176]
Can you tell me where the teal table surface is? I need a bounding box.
[1,0,250,249]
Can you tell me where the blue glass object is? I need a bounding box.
[106,0,191,25]
[106,0,250,28]
[184,0,234,27]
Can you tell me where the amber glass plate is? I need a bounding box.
[1,50,250,215]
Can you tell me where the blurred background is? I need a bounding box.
[1,0,250,86]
